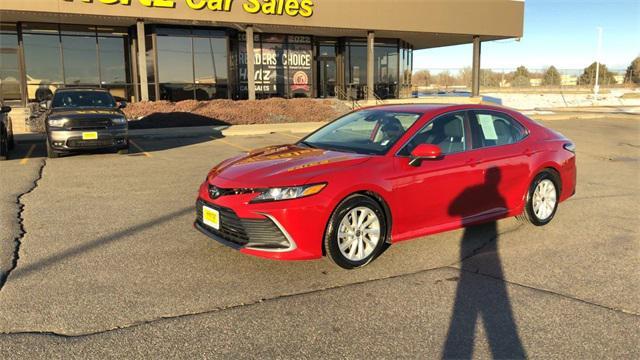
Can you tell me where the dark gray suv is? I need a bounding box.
[44,88,129,158]
[0,102,14,161]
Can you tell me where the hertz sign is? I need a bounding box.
[65,0,314,17]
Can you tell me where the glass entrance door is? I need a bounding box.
[318,58,336,98]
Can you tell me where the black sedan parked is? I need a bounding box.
[43,88,129,158]
[0,102,14,161]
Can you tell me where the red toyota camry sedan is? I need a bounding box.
[195,104,576,269]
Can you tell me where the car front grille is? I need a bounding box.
[196,199,250,246]
[67,138,114,148]
[196,198,290,249]
[208,184,254,199]
[65,118,112,130]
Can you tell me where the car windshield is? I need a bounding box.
[300,110,422,155]
[52,91,116,109]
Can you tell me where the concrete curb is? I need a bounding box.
[221,122,326,136]
[13,122,328,143]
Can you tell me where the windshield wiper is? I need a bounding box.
[298,141,317,149]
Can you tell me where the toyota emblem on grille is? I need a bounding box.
[210,186,221,199]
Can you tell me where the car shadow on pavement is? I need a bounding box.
[127,112,229,130]
[442,167,527,359]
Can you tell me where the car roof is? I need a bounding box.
[54,88,110,93]
[362,103,511,115]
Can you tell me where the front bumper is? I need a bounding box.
[195,198,296,252]
[48,128,128,151]
[194,182,332,260]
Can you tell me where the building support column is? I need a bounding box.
[367,31,375,100]
[471,35,481,97]
[136,20,149,102]
[245,25,256,101]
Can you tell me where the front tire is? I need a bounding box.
[324,194,388,269]
[517,170,559,226]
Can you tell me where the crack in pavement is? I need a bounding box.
[0,159,46,291]
[449,266,640,317]
[0,260,637,339]
[0,190,633,338]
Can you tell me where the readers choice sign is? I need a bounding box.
[239,35,312,97]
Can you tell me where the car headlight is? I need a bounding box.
[47,118,66,127]
[112,117,127,126]
[251,183,326,203]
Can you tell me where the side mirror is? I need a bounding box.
[0,105,11,114]
[118,101,127,109]
[409,144,443,166]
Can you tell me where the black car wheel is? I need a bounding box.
[0,127,8,161]
[324,194,388,269]
[8,133,14,150]
[517,170,560,226]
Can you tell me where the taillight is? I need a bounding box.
[563,142,576,153]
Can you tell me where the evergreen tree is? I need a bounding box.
[542,66,562,86]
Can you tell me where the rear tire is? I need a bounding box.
[46,139,59,159]
[0,126,8,161]
[517,170,559,226]
[324,194,388,269]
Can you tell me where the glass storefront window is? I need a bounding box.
[152,27,230,101]
[99,37,127,84]
[236,34,312,99]
[0,24,22,101]
[157,35,194,101]
[287,42,313,98]
[374,42,399,99]
[193,37,228,99]
[62,34,99,85]
[23,32,63,101]
[21,23,131,102]
[346,43,367,99]
[157,36,193,83]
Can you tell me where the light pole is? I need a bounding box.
[594,27,602,96]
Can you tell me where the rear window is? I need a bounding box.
[52,91,116,109]
[469,111,527,148]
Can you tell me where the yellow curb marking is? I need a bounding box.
[212,137,251,152]
[278,132,302,141]
[20,144,36,165]
[129,140,151,157]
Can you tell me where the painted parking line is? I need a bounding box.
[129,140,152,157]
[212,137,250,152]
[19,144,37,165]
[277,132,302,141]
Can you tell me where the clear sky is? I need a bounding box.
[413,0,640,72]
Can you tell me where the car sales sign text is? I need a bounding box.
[65,0,314,17]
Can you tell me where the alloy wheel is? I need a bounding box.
[532,179,557,221]
[337,206,381,262]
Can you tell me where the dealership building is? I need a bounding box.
[0,0,524,106]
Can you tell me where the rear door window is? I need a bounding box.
[469,111,527,149]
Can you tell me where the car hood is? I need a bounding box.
[48,108,124,120]
[209,144,372,188]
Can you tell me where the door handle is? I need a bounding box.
[523,148,533,157]
[465,158,478,167]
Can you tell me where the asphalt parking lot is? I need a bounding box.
[0,116,638,358]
